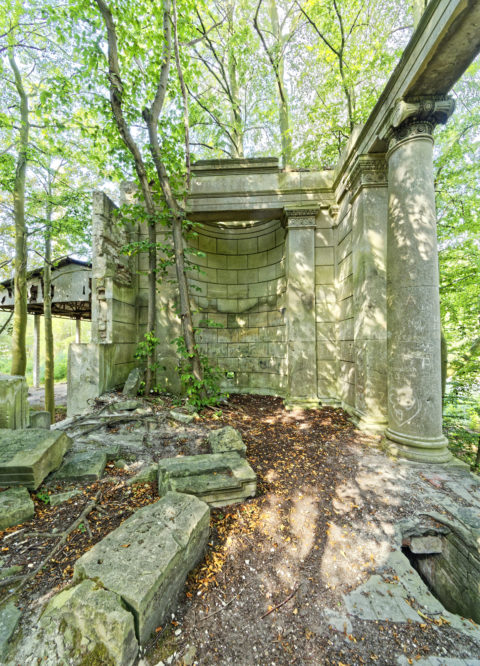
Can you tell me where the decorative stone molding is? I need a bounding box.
[391,96,455,128]
[328,205,339,221]
[283,207,319,229]
[347,154,387,198]
[388,96,455,153]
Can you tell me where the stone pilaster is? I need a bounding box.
[385,96,455,462]
[349,155,388,432]
[284,207,319,409]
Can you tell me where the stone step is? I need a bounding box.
[73,491,210,644]
[0,429,72,490]
[158,452,257,507]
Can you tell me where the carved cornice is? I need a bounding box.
[347,154,387,198]
[283,206,319,229]
[388,95,455,152]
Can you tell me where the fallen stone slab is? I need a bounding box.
[74,491,210,644]
[49,489,82,507]
[28,410,51,429]
[0,601,21,658]
[208,426,246,456]
[0,429,71,490]
[0,486,34,530]
[158,452,257,507]
[54,450,107,482]
[38,580,138,666]
[127,464,158,486]
[112,399,143,412]
[170,410,196,425]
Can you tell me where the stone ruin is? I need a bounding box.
[2,0,480,663]
[67,0,480,466]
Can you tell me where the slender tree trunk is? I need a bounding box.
[413,0,428,28]
[227,45,244,157]
[9,51,29,376]
[255,0,292,166]
[44,200,55,421]
[269,0,291,166]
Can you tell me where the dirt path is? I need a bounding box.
[3,394,480,665]
[152,395,480,666]
[28,382,67,409]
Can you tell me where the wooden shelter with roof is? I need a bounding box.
[0,257,92,387]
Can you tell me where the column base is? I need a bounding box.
[355,413,388,434]
[284,397,319,410]
[386,428,452,463]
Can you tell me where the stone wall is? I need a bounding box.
[188,220,287,395]
[67,193,140,415]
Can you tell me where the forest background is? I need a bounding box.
[0,0,478,460]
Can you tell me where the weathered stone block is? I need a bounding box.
[208,426,247,457]
[0,602,21,658]
[0,486,34,530]
[123,368,144,396]
[54,450,107,482]
[28,411,51,429]
[315,265,335,285]
[315,247,335,265]
[158,452,256,507]
[40,580,138,666]
[0,429,71,489]
[169,410,196,425]
[74,492,210,644]
[248,251,268,269]
[0,374,29,430]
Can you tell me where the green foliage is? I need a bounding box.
[35,490,50,504]
[173,334,227,409]
[436,59,480,454]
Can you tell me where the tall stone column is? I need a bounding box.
[385,97,454,462]
[350,155,388,432]
[284,207,318,409]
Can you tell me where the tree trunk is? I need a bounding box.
[9,52,29,376]
[227,44,244,158]
[44,201,55,422]
[269,0,291,165]
[413,0,428,28]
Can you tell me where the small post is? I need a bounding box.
[75,318,81,344]
[33,314,41,388]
